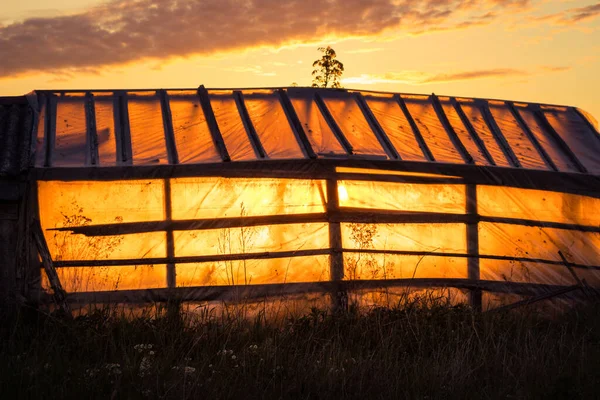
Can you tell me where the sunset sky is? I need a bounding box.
[1,0,599,121]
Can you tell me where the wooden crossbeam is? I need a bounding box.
[46,279,582,305]
[32,219,71,316]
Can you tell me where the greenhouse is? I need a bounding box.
[0,86,599,312]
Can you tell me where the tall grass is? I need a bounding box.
[2,296,600,399]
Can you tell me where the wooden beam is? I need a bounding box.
[531,105,587,173]
[466,184,481,310]
[164,179,176,289]
[53,208,600,238]
[52,279,582,305]
[354,92,399,160]
[43,94,57,167]
[431,95,474,164]
[327,174,346,310]
[507,102,558,171]
[84,92,99,166]
[340,249,600,271]
[451,98,496,165]
[197,85,230,162]
[158,90,179,165]
[30,158,600,197]
[477,100,521,168]
[233,91,267,159]
[278,89,317,159]
[487,285,580,313]
[54,248,331,268]
[113,91,132,165]
[50,246,600,271]
[395,94,435,161]
[313,92,354,155]
[51,212,329,236]
[32,218,71,316]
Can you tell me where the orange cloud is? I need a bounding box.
[343,65,570,85]
[0,0,533,78]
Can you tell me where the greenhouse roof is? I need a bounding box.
[2,86,600,177]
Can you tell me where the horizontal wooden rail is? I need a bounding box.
[53,248,330,267]
[51,209,600,237]
[51,247,599,271]
[42,279,582,305]
[31,158,600,197]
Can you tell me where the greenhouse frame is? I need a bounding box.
[0,86,599,312]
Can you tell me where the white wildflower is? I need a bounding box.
[104,363,122,375]
[231,355,237,360]
[134,344,153,353]
[184,366,196,375]
[138,356,153,377]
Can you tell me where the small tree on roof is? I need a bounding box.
[312,46,344,88]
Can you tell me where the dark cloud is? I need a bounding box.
[0,0,530,77]
[535,3,600,25]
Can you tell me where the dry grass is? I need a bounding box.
[1,296,600,399]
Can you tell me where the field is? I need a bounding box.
[2,295,600,399]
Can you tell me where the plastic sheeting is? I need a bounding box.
[438,97,491,165]
[128,92,169,165]
[53,95,87,167]
[455,99,512,167]
[477,185,600,226]
[168,90,221,164]
[542,106,600,174]
[513,105,578,172]
[363,94,427,161]
[288,89,346,156]
[32,88,599,175]
[170,177,326,219]
[208,90,257,161]
[487,102,547,169]
[338,180,466,214]
[320,92,388,157]
[242,91,304,159]
[93,93,119,166]
[401,95,464,163]
[36,174,600,303]
[176,256,330,287]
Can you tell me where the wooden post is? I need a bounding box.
[326,172,347,311]
[466,184,482,311]
[32,218,71,317]
[84,92,99,166]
